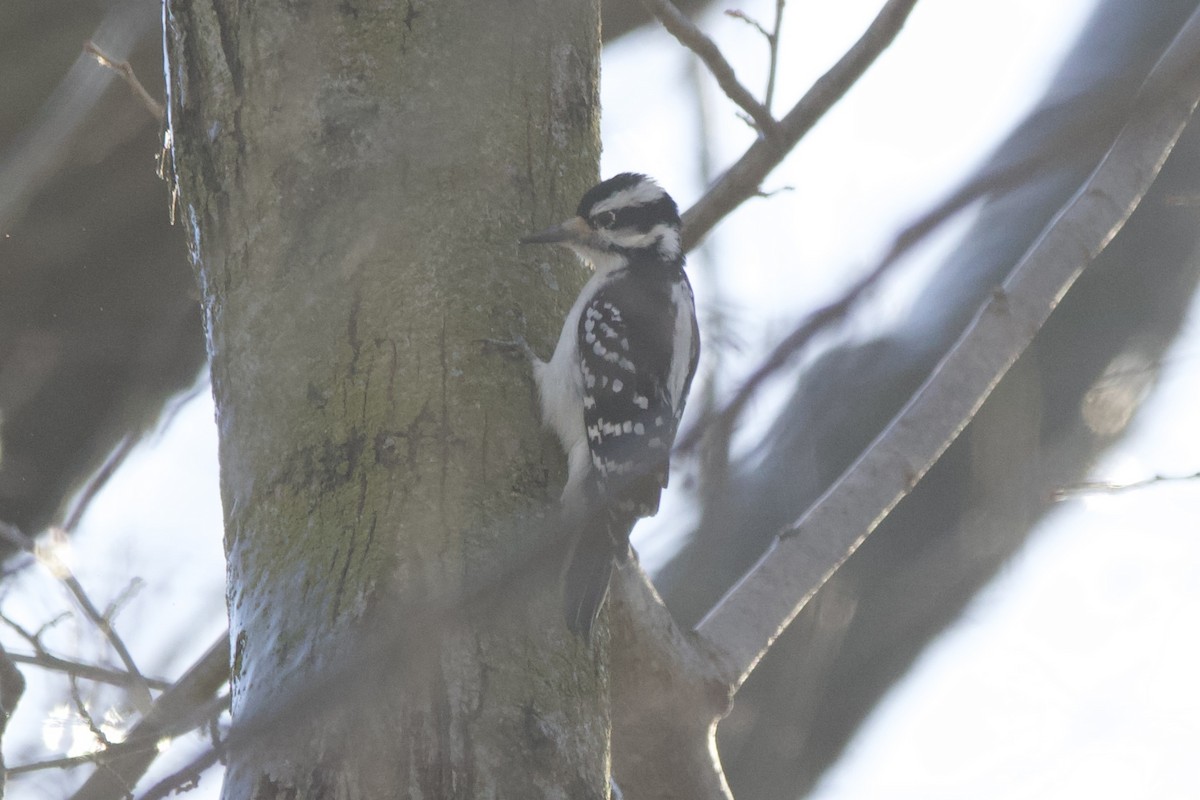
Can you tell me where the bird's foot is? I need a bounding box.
[478,333,537,362]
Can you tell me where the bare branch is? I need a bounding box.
[62,435,138,533]
[83,41,165,122]
[5,523,155,708]
[3,635,226,794]
[765,0,785,112]
[681,0,919,250]
[724,9,770,40]
[0,522,34,553]
[640,0,779,135]
[692,9,1200,689]
[674,101,1107,455]
[4,652,170,691]
[135,746,222,800]
[610,566,734,800]
[69,676,114,750]
[48,540,154,711]
[1054,470,1200,499]
[4,746,152,777]
[726,0,786,112]
[71,635,230,800]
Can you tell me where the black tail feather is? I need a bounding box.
[564,518,618,639]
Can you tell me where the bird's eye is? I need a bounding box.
[592,210,617,229]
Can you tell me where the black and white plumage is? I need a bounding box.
[521,173,700,638]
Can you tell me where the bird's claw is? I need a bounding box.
[478,333,536,362]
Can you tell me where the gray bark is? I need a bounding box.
[164,1,605,796]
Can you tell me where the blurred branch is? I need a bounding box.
[3,652,169,692]
[5,748,154,778]
[603,0,716,42]
[2,609,169,690]
[70,676,114,749]
[680,0,919,250]
[641,0,779,135]
[136,746,222,800]
[692,9,1200,689]
[1054,470,1200,499]
[46,534,155,711]
[1,644,25,794]
[725,0,786,113]
[62,435,138,533]
[0,521,154,709]
[70,634,230,800]
[83,41,164,122]
[674,96,1112,456]
[0,605,227,796]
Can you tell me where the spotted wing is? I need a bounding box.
[578,278,689,520]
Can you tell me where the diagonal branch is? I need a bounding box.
[692,9,1200,689]
[0,522,155,709]
[53,553,154,710]
[4,651,170,692]
[83,41,165,122]
[640,0,779,135]
[70,634,230,800]
[673,88,1137,456]
[680,0,920,251]
[1054,469,1200,499]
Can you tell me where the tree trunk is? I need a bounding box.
[164,1,605,796]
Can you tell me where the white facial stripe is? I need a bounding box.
[655,225,681,260]
[592,179,667,216]
[595,222,680,258]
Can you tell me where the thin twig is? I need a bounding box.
[681,0,920,250]
[641,0,779,136]
[70,635,230,800]
[69,675,113,750]
[726,1,786,112]
[766,0,785,112]
[53,557,154,711]
[0,521,34,553]
[1053,470,1200,500]
[724,9,769,39]
[103,579,146,625]
[4,652,170,691]
[83,41,165,122]
[135,745,222,800]
[4,743,155,777]
[1,611,51,651]
[62,434,138,533]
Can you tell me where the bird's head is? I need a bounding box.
[521,173,682,272]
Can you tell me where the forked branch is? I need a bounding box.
[611,7,1200,795]
[693,6,1200,690]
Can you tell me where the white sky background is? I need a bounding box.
[4,0,1200,797]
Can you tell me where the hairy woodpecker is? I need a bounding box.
[521,173,700,638]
